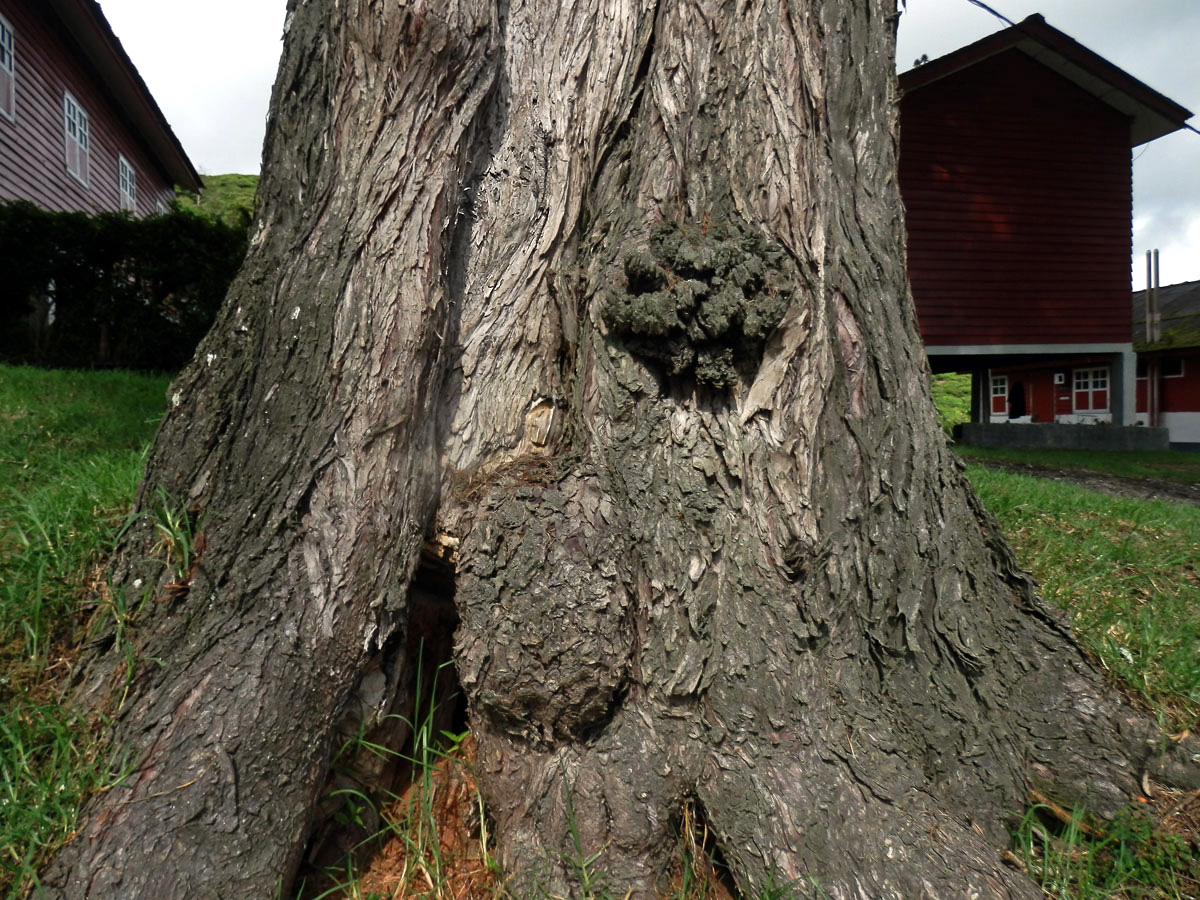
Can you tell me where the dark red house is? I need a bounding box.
[899,16,1192,433]
[0,0,200,216]
[1134,279,1200,449]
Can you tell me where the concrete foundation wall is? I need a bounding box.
[1161,412,1200,445]
[956,422,1170,451]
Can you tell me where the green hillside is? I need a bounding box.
[176,173,259,228]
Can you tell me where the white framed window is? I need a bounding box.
[118,155,136,211]
[63,91,90,186]
[1162,358,1185,379]
[0,13,15,121]
[1073,367,1109,413]
[990,374,1008,416]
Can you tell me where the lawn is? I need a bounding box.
[959,445,1200,488]
[970,465,1200,899]
[2,364,1198,899]
[967,465,1200,730]
[0,364,168,898]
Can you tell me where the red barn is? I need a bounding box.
[900,16,1192,435]
[0,0,200,216]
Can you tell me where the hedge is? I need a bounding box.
[0,201,248,372]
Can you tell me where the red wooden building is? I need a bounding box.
[1134,279,1200,449]
[0,0,200,216]
[899,16,1192,432]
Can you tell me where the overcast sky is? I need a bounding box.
[100,0,1200,288]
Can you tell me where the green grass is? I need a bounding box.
[293,655,484,900]
[968,467,1200,900]
[1014,802,1200,899]
[0,364,167,898]
[968,465,1200,731]
[959,446,1200,488]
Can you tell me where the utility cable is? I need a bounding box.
[963,0,1016,28]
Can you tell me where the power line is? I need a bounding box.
[963,0,1016,28]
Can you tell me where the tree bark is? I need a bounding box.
[41,0,1195,898]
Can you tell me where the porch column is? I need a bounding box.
[1111,349,1137,426]
[970,371,985,424]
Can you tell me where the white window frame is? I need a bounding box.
[118,155,137,211]
[988,374,1008,421]
[63,91,90,186]
[0,13,15,122]
[1072,367,1110,413]
[1162,358,1185,379]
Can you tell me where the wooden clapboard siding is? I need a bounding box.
[0,0,183,215]
[1159,353,1200,412]
[900,49,1133,348]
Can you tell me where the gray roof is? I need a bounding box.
[1132,279,1200,350]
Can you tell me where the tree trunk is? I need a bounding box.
[41,0,1195,898]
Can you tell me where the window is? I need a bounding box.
[0,13,14,121]
[1073,367,1109,413]
[118,156,136,211]
[63,92,89,185]
[990,374,1008,416]
[1162,358,1185,379]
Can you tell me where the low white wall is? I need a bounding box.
[1161,412,1200,445]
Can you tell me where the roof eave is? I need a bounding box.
[899,14,1193,148]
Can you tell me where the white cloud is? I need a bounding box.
[98,0,287,174]
[1143,215,1200,286]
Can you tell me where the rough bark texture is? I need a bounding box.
[41,0,1196,898]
